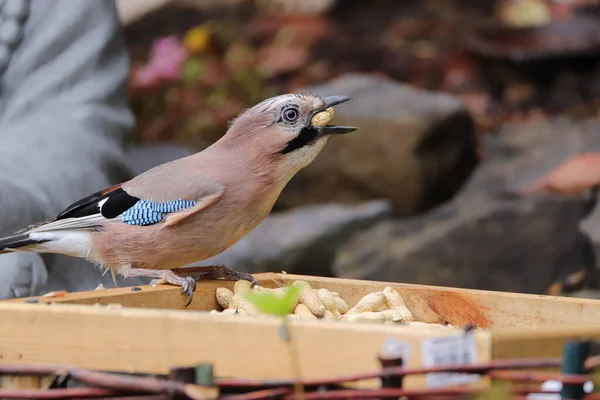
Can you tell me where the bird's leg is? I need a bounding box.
[172,264,259,287]
[126,268,197,307]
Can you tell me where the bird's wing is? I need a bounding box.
[55,183,133,221]
[25,178,224,234]
[162,192,222,227]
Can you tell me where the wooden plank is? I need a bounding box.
[4,273,283,311]
[1,376,41,390]
[272,275,600,329]
[492,326,600,360]
[0,302,492,389]
[2,273,598,387]
[8,273,600,329]
[6,281,237,311]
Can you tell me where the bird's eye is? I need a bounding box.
[282,107,299,123]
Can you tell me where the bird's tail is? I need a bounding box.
[0,233,49,254]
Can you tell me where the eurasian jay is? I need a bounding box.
[0,93,357,305]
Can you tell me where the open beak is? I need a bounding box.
[312,95,358,135]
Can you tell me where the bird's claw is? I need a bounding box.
[181,276,197,307]
[205,264,259,287]
[233,271,259,288]
[132,265,254,307]
[131,268,198,307]
[173,264,258,287]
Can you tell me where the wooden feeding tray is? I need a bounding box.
[1,273,600,392]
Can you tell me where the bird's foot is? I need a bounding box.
[127,268,197,307]
[172,264,259,287]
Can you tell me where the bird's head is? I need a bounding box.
[223,93,357,177]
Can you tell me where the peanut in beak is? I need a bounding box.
[311,107,335,127]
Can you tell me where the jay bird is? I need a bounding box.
[0,93,357,305]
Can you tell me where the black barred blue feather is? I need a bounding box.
[120,199,197,226]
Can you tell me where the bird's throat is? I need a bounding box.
[281,125,321,154]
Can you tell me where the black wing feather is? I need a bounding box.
[56,189,105,219]
[0,233,50,252]
[57,187,140,220]
[101,188,140,218]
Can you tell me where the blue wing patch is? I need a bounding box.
[120,199,197,226]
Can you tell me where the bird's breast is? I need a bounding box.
[175,191,276,255]
[91,179,281,269]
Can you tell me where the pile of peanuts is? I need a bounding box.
[209,279,453,328]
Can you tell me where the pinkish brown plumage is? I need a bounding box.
[0,93,357,305]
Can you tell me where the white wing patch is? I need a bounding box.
[29,231,93,259]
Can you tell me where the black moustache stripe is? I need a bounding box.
[282,126,320,154]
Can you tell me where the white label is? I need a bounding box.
[381,337,412,362]
[526,380,594,400]
[421,333,480,387]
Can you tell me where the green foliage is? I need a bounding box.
[181,59,204,83]
[245,285,300,317]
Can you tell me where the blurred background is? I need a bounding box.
[116,0,600,299]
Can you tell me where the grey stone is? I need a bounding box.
[0,18,21,47]
[3,0,28,21]
[0,44,10,71]
[566,289,600,300]
[0,252,47,299]
[580,205,600,263]
[0,0,135,298]
[274,73,479,215]
[44,254,151,293]
[193,199,393,277]
[463,117,600,195]
[332,117,600,294]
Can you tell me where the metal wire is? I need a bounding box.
[0,355,593,399]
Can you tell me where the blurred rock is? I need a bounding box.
[116,0,247,26]
[566,289,600,300]
[195,199,392,276]
[581,199,600,235]
[254,0,336,15]
[275,73,479,215]
[117,0,336,26]
[333,117,600,294]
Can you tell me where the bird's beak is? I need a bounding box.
[311,95,358,135]
[321,95,352,109]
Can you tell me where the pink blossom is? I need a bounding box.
[133,65,163,87]
[150,36,188,78]
[132,35,188,88]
